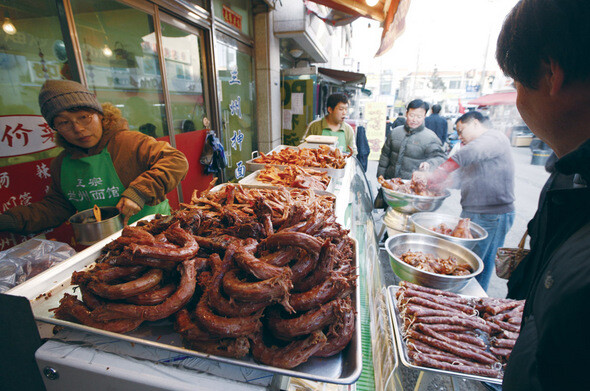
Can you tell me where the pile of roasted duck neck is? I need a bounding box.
[53,181,357,369]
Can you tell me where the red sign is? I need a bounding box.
[0,157,76,251]
[222,5,242,31]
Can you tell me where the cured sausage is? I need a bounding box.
[289,272,354,312]
[233,249,288,280]
[125,283,177,305]
[267,298,347,340]
[222,268,293,312]
[415,325,492,355]
[129,223,199,261]
[54,293,143,333]
[414,316,493,334]
[206,253,268,317]
[293,240,336,292]
[92,259,197,321]
[87,269,163,300]
[408,351,502,378]
[194,293,262,338]
[250,331,327,369]
[314,300,355,357]
[175,308,216,341]
[263,231,323,255]
[189,337,250,358]
[407,329,497,365]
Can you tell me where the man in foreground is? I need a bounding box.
[496,0,590,389]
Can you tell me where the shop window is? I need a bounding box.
[70,0,168,138]
[0,1,70,168]
[159,18,208,134]
[215,35,255,181]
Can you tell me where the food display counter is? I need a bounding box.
[4,156,390,391]
[4,155,503,391]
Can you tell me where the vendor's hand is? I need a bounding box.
[427,169,450,192]
[419,162,430,171]
[116,197,141,225]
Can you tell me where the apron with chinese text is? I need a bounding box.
[60,148,169,224]
[321,129,347,153]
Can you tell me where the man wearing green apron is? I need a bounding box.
[0,79,188,234]
[303,93,357,155]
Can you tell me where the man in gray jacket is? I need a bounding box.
[428,111,515,291]
[377,99,445,180]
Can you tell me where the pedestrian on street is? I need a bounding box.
[496,0,590,389]
[303,93,357,155]
[377,99,445,180]
[427,111,515,291]
[425,104,448,145]
[392,111,406,128]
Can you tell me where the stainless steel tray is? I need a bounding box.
[386,285,502,384]
[238,170,336,196]
[7,226,362,385]
[246,145,347,179]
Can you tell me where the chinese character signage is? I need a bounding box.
[0,157,76,250]
[222,5,242,31]
[0,115,56,158]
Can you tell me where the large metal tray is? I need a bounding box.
[385,285,502,384]
[246,145,347,179]
[7,226,362,385]
[238,169,336,195]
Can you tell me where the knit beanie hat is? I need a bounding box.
[38,79,103,127]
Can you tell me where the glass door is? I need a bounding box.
[215,32,255,181]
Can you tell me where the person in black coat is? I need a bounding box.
[496,1,590,389]
[424,104,448,144]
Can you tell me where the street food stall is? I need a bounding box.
[3,146,523,390]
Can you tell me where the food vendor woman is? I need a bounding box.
[0,79,188,233]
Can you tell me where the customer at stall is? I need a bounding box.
[426,111,515,291]
[424,104,448,144]
[376,99,445,180]
[495,1,590,389]
[0,79,189,233]
[303,93,357,155]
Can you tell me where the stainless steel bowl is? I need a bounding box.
[409,212,488,250]
[69,206,123,245]
[385,233,483,292]
[381,182,450,213]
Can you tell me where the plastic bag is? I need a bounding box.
[0,239,76,293]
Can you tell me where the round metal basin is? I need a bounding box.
[409,212,488,250]
[381,182,450,214]
[385,233,483,292]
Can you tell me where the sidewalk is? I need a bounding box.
[367,145,550,299]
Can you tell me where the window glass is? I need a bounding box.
[215,37,255,181]
[70,0,168,137]
[159,18,208,134]
[184,0,206,10]
[0,1,69,167]
[212,0,252,37]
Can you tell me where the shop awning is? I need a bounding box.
[318,67,366,86]
[305,0,412,57]
[468,91,517,106]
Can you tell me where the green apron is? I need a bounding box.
[321,129,347,152]
[61,148,170,224]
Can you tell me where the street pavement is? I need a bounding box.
[367,145,550,299]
